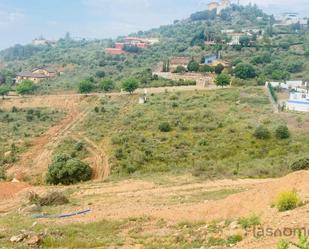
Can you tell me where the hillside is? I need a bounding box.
[1,3,309,249]
[0,4,309,93]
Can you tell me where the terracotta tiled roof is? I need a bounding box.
[170,57,190,65]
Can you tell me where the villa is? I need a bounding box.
[16,67,57,84]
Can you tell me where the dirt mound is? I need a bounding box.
[0,182,30,200]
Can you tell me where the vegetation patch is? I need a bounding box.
[274,190,302,212]
[46,154,92,185]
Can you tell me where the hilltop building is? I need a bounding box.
[208,0,230,14]
[32,37,56,46]
[276,12,308,26]
[16,67,58,84]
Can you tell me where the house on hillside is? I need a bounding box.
[105,37,159,55]
[16,67,57,84]
[267,80,307,91]
[105,48,126,55]
[276,13,307,26]
[227,32,245,45]
[204,55,230,67]
[286,92,309,112]
[169,57,191,71]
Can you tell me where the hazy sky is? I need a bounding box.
[0,0,308,49]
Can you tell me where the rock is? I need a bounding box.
[27,235,41,246]
[229,221,240,230]
[4,151,11,158]
[10,234,26,243]
[11,178,20,183]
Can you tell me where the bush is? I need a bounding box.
[275,125,290,139]
[16,80,36,95]
[234,63,256,79]
[95,70,105,78]
[159,122,172,132]
[122,78,139,93]
[277,240,289,249]
[254,125,270,139]
[275,191,301,212]
[46,154,92,185]
[290,158,309,171]
[29,191,69,206]
[78,79,95,93]
[238,214,261,229]
[100,79,114,92]
[175,65,186,73]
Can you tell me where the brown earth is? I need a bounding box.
[1,171,309,248]
[1,95,108,183]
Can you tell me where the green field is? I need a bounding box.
[79,87,309,179]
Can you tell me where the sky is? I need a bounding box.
[0,0,308,49]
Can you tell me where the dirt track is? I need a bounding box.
[1,95,108,182]
[1,171,309,248]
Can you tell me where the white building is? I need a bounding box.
[208,0,230,14]
[276,12,308,26]
[266,80,307,90]
[286,92,309,112]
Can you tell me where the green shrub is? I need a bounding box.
[290,158,309,172]
[238,214,261,229]
[46,154,92,185]
[275,125,290,139]
[277,240,289,249]
[159,122,172,132]
[275,191,301,212]
[16,80,36,95]
[78,79,95,93]
[254,125,270,139]
[227,234,243,244]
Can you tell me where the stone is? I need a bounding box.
[4,151,11,158]
[27,235,41,246]
[229,221,240,230]
[10,234,26,243]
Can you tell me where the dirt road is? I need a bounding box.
[3,95,103,182]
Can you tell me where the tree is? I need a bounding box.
[159,122,172,132]
[0,85,10,99]
[0,74,5,84]
[275,125,290,139]
[95,70,105,78]
[239,35,251,47]
[187,60,200,72]
[100,79,114,92]
[175,65,186,73]
[78,79,95,93]
[234,63,256,79]
[254,125,270,139]
[16,80,35,95]
[214,63,224,74]
[215,74,231,87]
[122,78,139,94]
[46,154,92,185]
[199,65,214,73]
